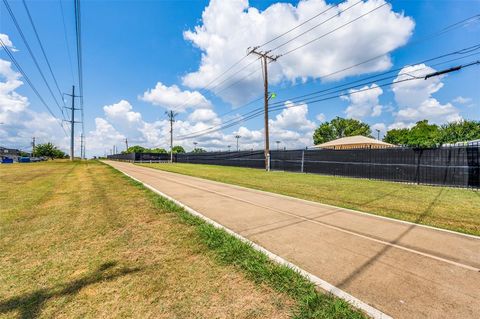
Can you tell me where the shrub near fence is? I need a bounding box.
[107,145,480,188]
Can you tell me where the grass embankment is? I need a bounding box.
[0,161,364,319]
[140,163,480,236]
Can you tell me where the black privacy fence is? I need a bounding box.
[178,150,265,169]
[107,146,480,188]
[107,152,170,162]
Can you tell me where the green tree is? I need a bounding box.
[384,120,442,148]
[407,120,441,147]
[384,128,410,146]
[125,145,147,154]
[34,143,67,159]
[192,147,206,153]
[149,148,168,154]
[440,120,480,144]
[313,117,371,145]
[172,145,185,154]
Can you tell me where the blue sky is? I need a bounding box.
[0,0,479,156]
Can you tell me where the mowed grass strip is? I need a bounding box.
[0,161,291,318]
[0,161,365,319]
[139,163,480,236]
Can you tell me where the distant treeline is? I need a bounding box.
[314,117,480,148]
[122,145,209,154]
[384,120,480,147]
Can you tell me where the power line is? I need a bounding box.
[178,47,478,139]
[288,14,480,84]
[257,0,347,49]
[177,54,480,140]
[266,44,480,108]
[170,8,478,122]
[269,0,362,52]
[59,0,76,84]
[268,59,480,114]
[181,0,348,107]
[0,39,67,136]
[280,2,388,57]
[184,0,384,114]
[22,0,65,109]
[186,1,359,108]
[195,0,352,98]
[74,0,85,158]
[209,56,260,94]
[2,0,65,119]
[229,14,480,114]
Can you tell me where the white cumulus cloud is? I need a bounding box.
[343,83,383,119]
[140,82,212,112]
[182,0,414,105]
[231,101,317,150]
[316,113,326,122]
[0,33,18,51]
[188,108,221,124]
[391,64,461,125]
[452,96,472,105]
[0,58,69,152]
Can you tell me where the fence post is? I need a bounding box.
[301,150,305,173]
[266,152,271,171]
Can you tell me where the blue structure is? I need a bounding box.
[1,157,13,164]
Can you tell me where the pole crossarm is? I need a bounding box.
[247,47,281,61]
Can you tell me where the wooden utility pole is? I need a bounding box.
[166,110,177,163]
[248,47,279,171]
[125,138,129,152]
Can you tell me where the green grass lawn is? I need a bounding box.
[139,163,480,236]
[0,161,364,319]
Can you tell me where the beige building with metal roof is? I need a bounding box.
[312,135,395,150]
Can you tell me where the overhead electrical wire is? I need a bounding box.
[211,13,480,120]
[279,2,388,57]
[2,0,65,120]
[176,47,480,140]
[278,13,480,90]
[267,59,479,114]
[266,44,480,108]
[185,0,386,112]
[74,0,85,155]
[59,0,76,84]
[0,39,68,136]
[22,0,65,109]
[175,48,470,137]
[269,0,362,52]
[202,0,351,91]
[173,0,354,111]
[257,0,346,49]
[178,59,479,141]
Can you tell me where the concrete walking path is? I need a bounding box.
[105,161,480,318]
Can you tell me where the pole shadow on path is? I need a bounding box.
[0,261,142,319]
[336,188,445,289]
